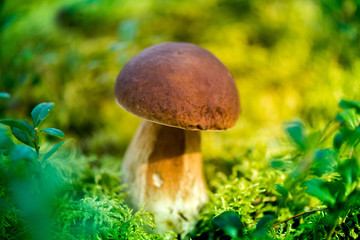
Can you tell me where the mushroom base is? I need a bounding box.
[122,120,208,235]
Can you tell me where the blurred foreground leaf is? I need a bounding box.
[338,158,360,186]
[336,109,358,130]
[253,214,275,239]
[285,121,307,151]
[212,211,244,239]
[0,92,10,98]
[339,100,360,113]
[9,145,37,162]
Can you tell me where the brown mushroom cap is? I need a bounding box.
[114,42,240,130]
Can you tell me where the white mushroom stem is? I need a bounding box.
[122,120,208,235]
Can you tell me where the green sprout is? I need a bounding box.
[0,102,73,162]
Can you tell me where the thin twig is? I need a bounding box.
[272,207,328,227]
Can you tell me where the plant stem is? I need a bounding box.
[32,128,41,162]
[272,207,328,227]
[326,221,338,240]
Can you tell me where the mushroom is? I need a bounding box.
[114,42,240,234]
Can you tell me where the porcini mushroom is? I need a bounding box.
[114,42,240,234]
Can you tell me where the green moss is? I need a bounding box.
[2,0,360,239]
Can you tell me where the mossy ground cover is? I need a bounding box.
[1,0,360,239]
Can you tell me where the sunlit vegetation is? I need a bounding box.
[1,0,360,239]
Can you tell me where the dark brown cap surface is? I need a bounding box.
[114,42,240,130]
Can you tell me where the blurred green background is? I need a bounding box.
[1,0,360,161]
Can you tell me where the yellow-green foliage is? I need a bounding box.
[2,0,360,157]
[1,0,360,239]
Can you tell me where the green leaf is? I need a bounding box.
[333,132,343,150]
[42,138,74,161]
[8,145,38,179]
[0,119,34,136]
[40,128,64,138]
[0,92,10,98]
[325,181,346,203]
[11,128,34,147]
[336,109,358,130]
[338,158,360,185]
[312,149,337,177]
[270,159,287,171]
[31,102,54,127]
[337,127,360,155]
[253,214,275,239]
[256,214,275,229]
[346,190,360,207]
[285,121,307,150]
[118,20,138,42]
[9,145,37,162]
[339,99,360,113]
[212,211,244,239]
[303,179,336,206]
[0,128,14,151]
[275,184,288,200]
